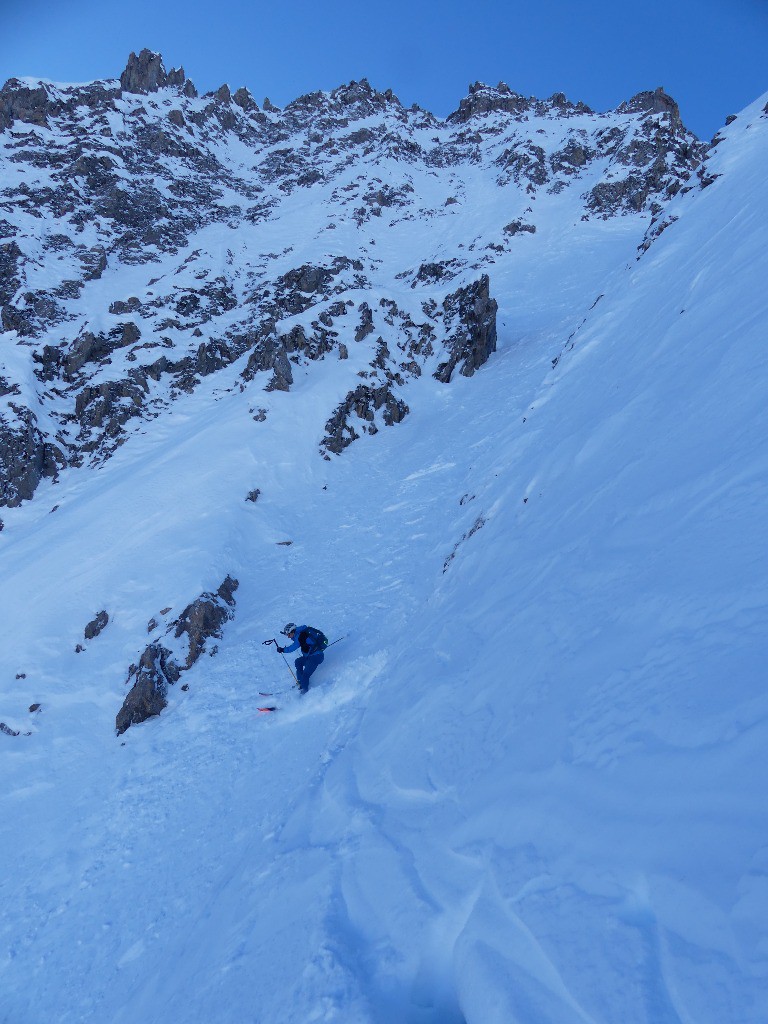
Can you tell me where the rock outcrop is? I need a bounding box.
[321,381,409,455]
[434,276,498,383]
[0,406,64,507]
[619,87,681,124]
[116,576,238,735]
[84,610,109,640]
[120,49,189,94]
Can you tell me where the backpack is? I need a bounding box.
[299,626,328,655]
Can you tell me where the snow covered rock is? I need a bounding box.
[434,274,498,383]
[321,379,410,455]
[116,576,238,734]
[83,610,109,640]
[173,575,239,670]
[0,406,64,506]
[116,641,178,735]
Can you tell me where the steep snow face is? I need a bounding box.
[0,52,766,1024]
[0,54,703,506]
[358,94,768,1024]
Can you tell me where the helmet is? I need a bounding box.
[281,622,297,636]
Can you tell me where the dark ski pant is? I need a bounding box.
[295,651,324,693]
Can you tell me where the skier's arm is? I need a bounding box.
[279,627,305,654]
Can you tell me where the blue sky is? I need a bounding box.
[1,0,765,140]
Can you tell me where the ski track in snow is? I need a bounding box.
[2,93,768,1024]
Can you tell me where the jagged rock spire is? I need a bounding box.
[120,49,188,94]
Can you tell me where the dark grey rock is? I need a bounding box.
[81,247,108,282]
[233,87,259,112]
[0,78,53,130]
[273,258,366,316]
[449,81,532,123]
[84,610,109,640]
[64,325,139,379]
[116,642,176,735]
[174,576,238,669]
[73,376,149,450]
[166,66,187,89]
[495,142,549,187]
[434,275,498,383]
[619,87,681,125]
[0,240,22,307]
[116,576,237,734]
[120,50,185,94]
[355,302,374,341]
[0,302,33,336]
[503,220,536,236]
[0,406,65,507]
[243,335,294,391]
[321,382,409,455]
[544,92,593,116]
[411,260,464,288]
[550,140,592,173]
[109,297,141,315]
[195,339,232,377]
[265,341,294,392]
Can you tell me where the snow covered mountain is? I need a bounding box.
[1,50,766,1024]
[1,49,703,508]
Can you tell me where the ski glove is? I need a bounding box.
[276,646,284,654]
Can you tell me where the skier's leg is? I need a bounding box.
[295,656,309,693]
[304,652,324,688]
[295,652,323,693]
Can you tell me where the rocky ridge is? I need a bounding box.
[0,50,707,506]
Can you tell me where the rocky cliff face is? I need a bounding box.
[0,51,706,506]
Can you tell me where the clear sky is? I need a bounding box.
[1,0,765,141]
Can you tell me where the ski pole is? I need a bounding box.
[280,653,298,684]
[263,638,298,684]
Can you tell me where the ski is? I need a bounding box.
[257,705,278,713]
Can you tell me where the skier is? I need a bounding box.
[276,622,328,694]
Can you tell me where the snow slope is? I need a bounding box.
[1,94,767,1023]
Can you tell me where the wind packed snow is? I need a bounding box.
[1,79,767,1023]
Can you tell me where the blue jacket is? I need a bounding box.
[282,625,308,655]
[284,626,326,656]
